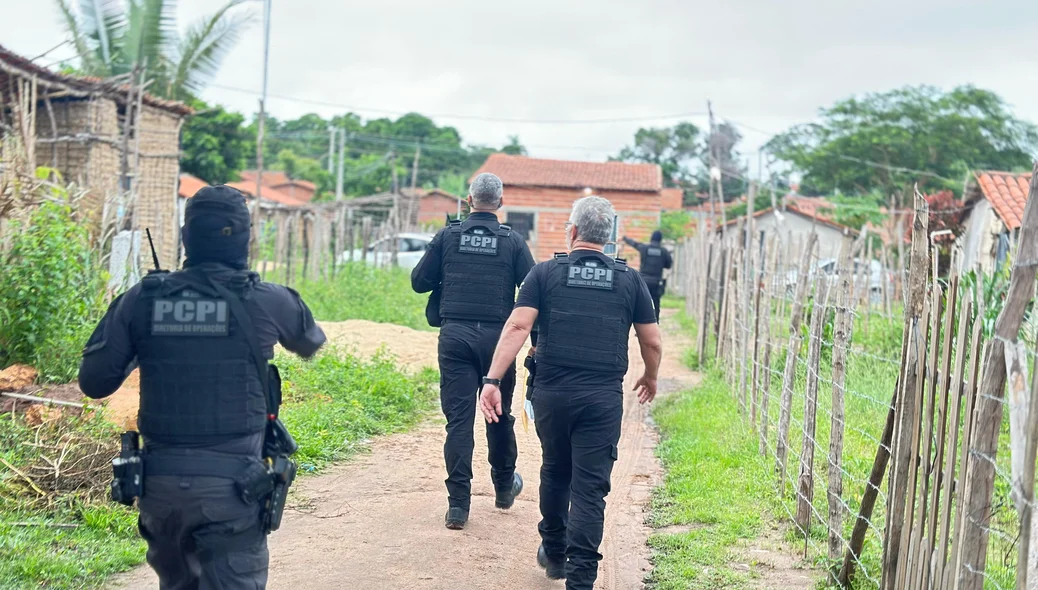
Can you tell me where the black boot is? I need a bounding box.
[536,544,566,580]
[444,507,469,530]
[495,472,523,509]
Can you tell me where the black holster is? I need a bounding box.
[523,353,536,402]
[260,363,297,533]
[110,431,143,506]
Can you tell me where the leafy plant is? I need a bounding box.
[659,210,693,240]
[0,197,108,382]
[55,0,254,100]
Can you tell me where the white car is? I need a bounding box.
[341,232,434,271]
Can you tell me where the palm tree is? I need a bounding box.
[55,0,253,100]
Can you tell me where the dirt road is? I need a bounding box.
[109,310,699,590]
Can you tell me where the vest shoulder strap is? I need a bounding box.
[553,252,570,264]
[447,219,463,233]
[141,271,170,293]
[497,223,512,237]
[613,258,629,272]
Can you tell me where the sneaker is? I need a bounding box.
[444,507,469,530]
[495,473,524,509]
[536,544,566,580]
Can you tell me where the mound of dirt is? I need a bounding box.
[318,320,441,373]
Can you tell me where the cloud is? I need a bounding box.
[3,0,1036,167]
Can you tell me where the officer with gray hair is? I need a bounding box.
[479,195,663,588]
[411,172,536,530]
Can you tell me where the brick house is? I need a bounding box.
[470,154,663,264]
[416,188,463,228]
[0,43,191,276]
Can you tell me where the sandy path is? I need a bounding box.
[108,311,698,590]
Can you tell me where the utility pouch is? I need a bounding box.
[111,431,143,506]
[237,460,275,505]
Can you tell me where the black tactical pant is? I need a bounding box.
[533,387,623,590]
[138,473,268,590]
[644,276,663,323]
[438,319,518,510]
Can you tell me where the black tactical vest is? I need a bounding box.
[536,251,633,373]
[131,269,267,444]
[640,243,665,278]
[439,217,518,322]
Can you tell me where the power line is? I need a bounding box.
[207,83,708,125]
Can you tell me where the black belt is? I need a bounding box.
[144,450,262,478]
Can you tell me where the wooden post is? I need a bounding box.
[716,246,732,361]
[839,397,898,587]
[776,232,818,493]
[828,234,855,562]
[740,182,757,414]
[1015,346,1038,590]
[759,235,778,456]
[284,213,295,288]
[880,190,930,590]
[933,296,974,588]
[751,234,768,427]
[697,240,714,365]
[945,325,983,590]
[922,274,960,590]
[957,164,1038,590]
[795,276,830,535]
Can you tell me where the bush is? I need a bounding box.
[0,200,107,382]
[276,347,438,471]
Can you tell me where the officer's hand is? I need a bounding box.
[480,384,503,423]
[634,374,657,404]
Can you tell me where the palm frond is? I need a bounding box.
[121,0,177,72]
[78,0,125,73]
[53,0,100,73]
[171,0,254,99]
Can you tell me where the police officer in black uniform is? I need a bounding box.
[411,172,536,530]
[623,230,673,322]
[78,185,326,589]
[479,196,663,588]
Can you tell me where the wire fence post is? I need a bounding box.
[776,232,817,494]
[795,275,830,538]
[828,233,855,563]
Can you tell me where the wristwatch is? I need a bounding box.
[482,377,502,386]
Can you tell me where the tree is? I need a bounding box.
[614,122,701,189]
[501,136,527,156]
[276,150,332,196]
[55,0,253,100]
[766,85,1038,197]
[179,100,251,184]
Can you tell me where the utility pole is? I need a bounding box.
[335,128,345,201]
[404,141,421,229]
[254,0,272,203]
[708,100,727,241]
[327,126,336,175]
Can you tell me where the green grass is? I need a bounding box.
[0,345,438,589]
[266,262,432,330]
[647,368,778,589]
[277,347,438,472]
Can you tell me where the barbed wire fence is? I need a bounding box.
[669,163,1038,590]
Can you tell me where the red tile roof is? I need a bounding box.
[783,195,833,219]
[0,43,192,116]
[241,170,292,186]
[178,174,208,199]
[471,153,662,192]
[974,170,1033,230]
[226,182,305,207]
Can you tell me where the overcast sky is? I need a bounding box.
[2,0,1036,175]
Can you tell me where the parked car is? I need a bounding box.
[784,258,894,297]
[340,232,434,271]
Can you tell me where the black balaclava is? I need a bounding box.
[182,185,251,269]
[651,230,663,244]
